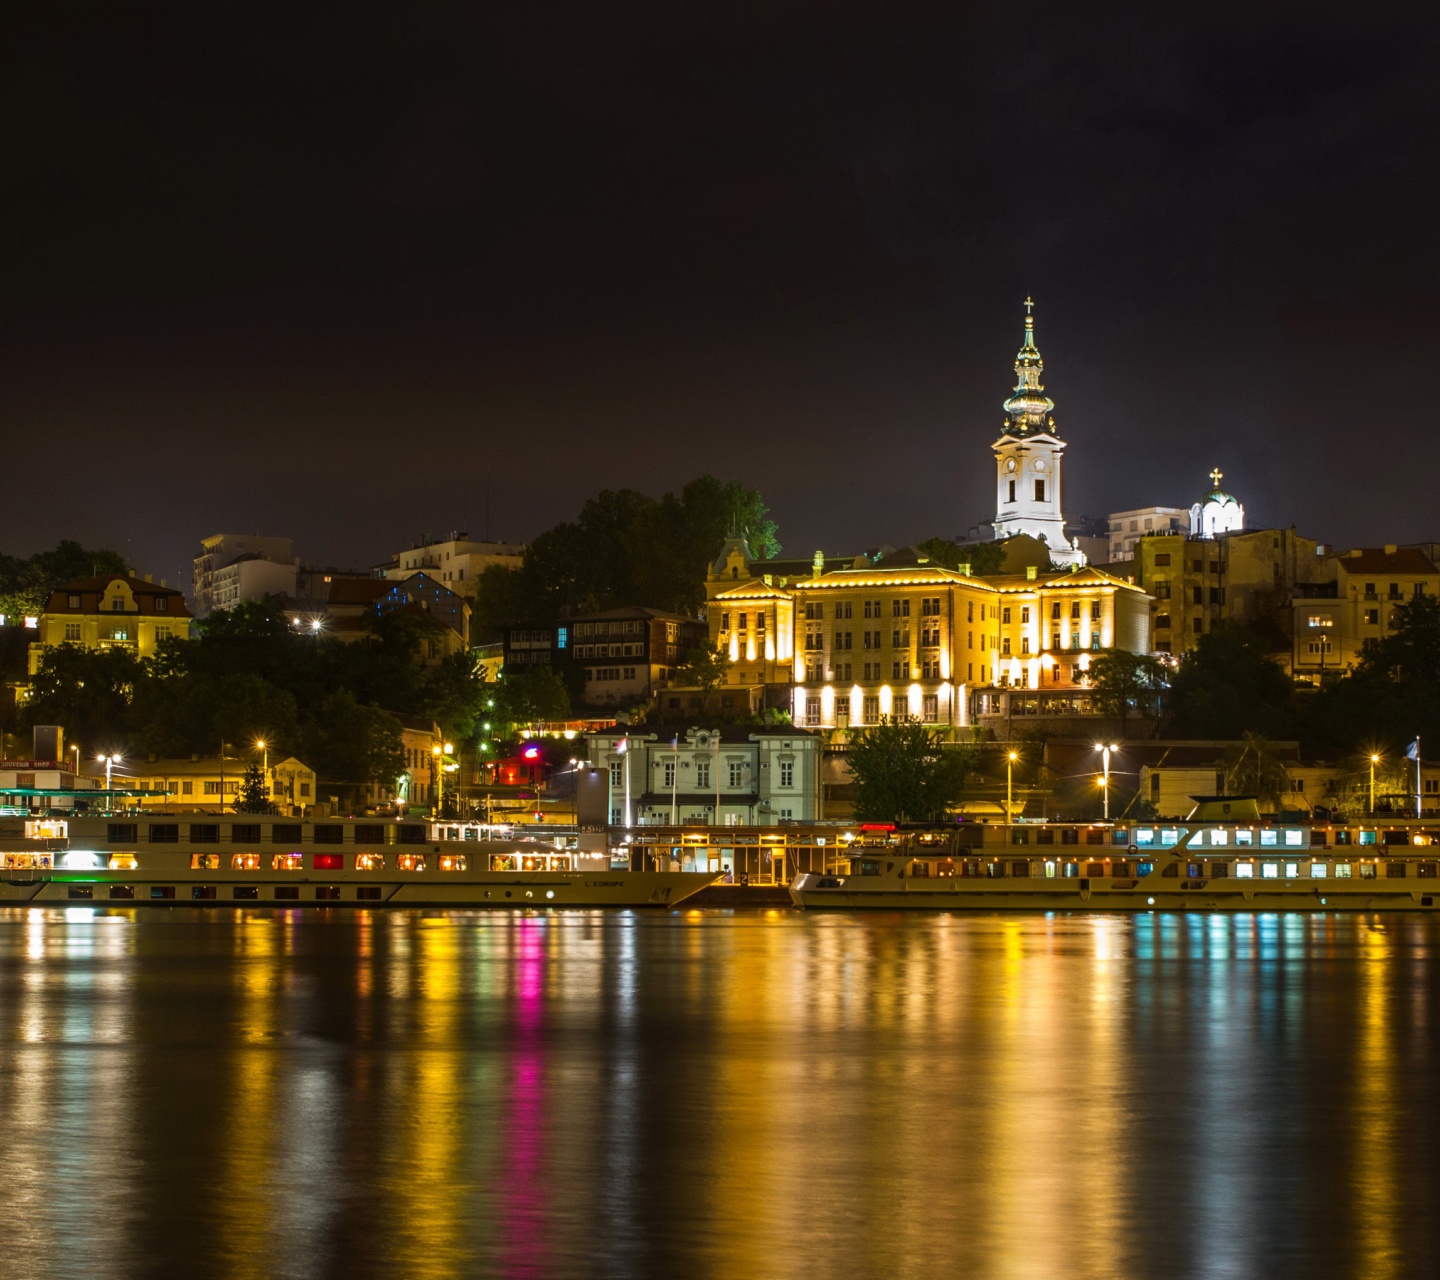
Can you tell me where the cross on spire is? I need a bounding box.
[1024,295,1035,316]
[1210,467,1224,488]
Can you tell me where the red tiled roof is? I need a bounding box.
[44,574,191,618]
[1335,548,1438,575]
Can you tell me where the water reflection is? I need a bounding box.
[0,908,1438,1278]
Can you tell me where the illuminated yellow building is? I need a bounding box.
[706,542,1151,731]
[28,573,191,675]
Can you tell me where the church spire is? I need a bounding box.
[1001,296,1057,438]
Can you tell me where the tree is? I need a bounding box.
[0,540,128,619]
[673,643,732,693]
[303,691,405,787]
[21,644,142,751]
[917,537,1007,576]
[846,717,976,822]
[490,667,571,736]
[1165,624,1296,739]
[234,762,274,814]
[1218,731,1293,812]
[1086,650,1166,732]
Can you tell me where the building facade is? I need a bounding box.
[384,533,525,598]
[580,727,822,826]
[990,301,1085,567]
[1107,507,1187,562]
[29,575,192,675]
[503,608,708,706]
[1292,546,1440,684]
[128,755,317,815]
[193,535,296,616]
[705,541,1152,731]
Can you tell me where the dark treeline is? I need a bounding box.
[472,476,778,641]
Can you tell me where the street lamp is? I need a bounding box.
[96,753,121,811]
[1007,749,1018,828]
[1095,742,1119,822]
[1370,753,1381,815]
[432,742,456,815]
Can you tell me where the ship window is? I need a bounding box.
[397,854,426,872]
[1235,861,1254,878]
[1062,862,1080,877]
[1386,861,1407,878]
[355,824,386,843]
[1186,863,1202,879]
[272,853,304,871]
[1043,861,1057,878]
[985,862,1004,878]
[1036,829,1055,845]
[490,855,518,871]
[272,825,302,843]
[108,853,138,870]
[1010,860,1030,877]
[1133,829,1154,846]
[274,886,300,900]
[312,854,344,871]
[1113,861,1130,876]
[1335,830,1353,846]
[109,885,135,899]
[1209,861,1226,877]
[1060,829,1079,845]
[357,886,383,900]
[315,886,341,900]
[355,853,384,871]
[1335,863,1353,878]
[314,825,344,845]
[232,854,260,871]
[1262,863,1279,878]
[1419,863,1438,878]
[1137,862,1154,877]
[1209,828,1228,846]
[232,886,259,900]
[1235,829,1254,846]
[1161,863,1179,877]
[68,886,93,900]
[1359,862,1377,879]
[148,824,179,843]
[150,886,176,900]
[397,824,427,844]
[1284,862,1299,878]
[1010,830,1029,845]
[107,823,138,843]
[192,886,217,900]
[1260,830,1278,847]
[190,824,219,843]
[232,824,261,843]
[1086,862,1105,877]
[522,856,547,872]
[439,854,468,872]
[1284,830,1304,847]
[189,854,221,870]
[1310,862,1328,878]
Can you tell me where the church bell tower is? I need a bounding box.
[990,299,1084,566]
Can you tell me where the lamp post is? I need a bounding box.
[256,739,268,804]
[432,742,455,816]
[1007,749,1018,828]
[1370,753,1380,815]
[97,754,121,811]
[1095,742,1118,821]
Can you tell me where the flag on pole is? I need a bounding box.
[1407,739,1421,762]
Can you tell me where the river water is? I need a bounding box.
[1,907,1437,1279]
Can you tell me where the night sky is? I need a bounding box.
[5,2,1437,587]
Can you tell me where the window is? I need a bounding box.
[663,761,676,787]
[355,823,385,843]
[805,602,824,620]
[1002,637,1011,655]
[272,853,304,871]
[728,761,745,787]
[67,593,80,607]
[921,597,940,616]
[891,599,910,617]
[1008,480,1016,503]
[273,824,302,842]
[1002,607,1011,624]
[1308,615,1334,628]
[922,695,938,722]
[397,854,426,872]
[696,760,710,788]
[312,854,344,871]
[863,696,880,724]
[155,597,168,612]
[1365,609,1380,625]
[780,761,794,787]
[1035,479,1045,502]
[189,853,221,870]
[804,697,820,726]
[1156,614,1171,629]
[439,854,468,872]
[833,661,853,681]
[313,825,343,844]
[190,824,219,843]
[355,853,385,871]
[835,601,853,619]
[834,630,852,649]
[863,630,880,649]
[1155,553,1171,566]
[64,623,81,641]
[232,853,260,871]
[148,824,179,843]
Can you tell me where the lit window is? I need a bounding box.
[232,854,260,871]
[189,853,221,870]
[108,853,138,870]
[1261,862,1279,878]
[272,854,304,871]
[439,854,468,872]
[312,854,344,871]
[1310,862,1328,878]
[355,853,384,871]
[1336,863,1353,878]
[1235,861,1254,878]
[397,854,426,872]
[1284,863,1299,878]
